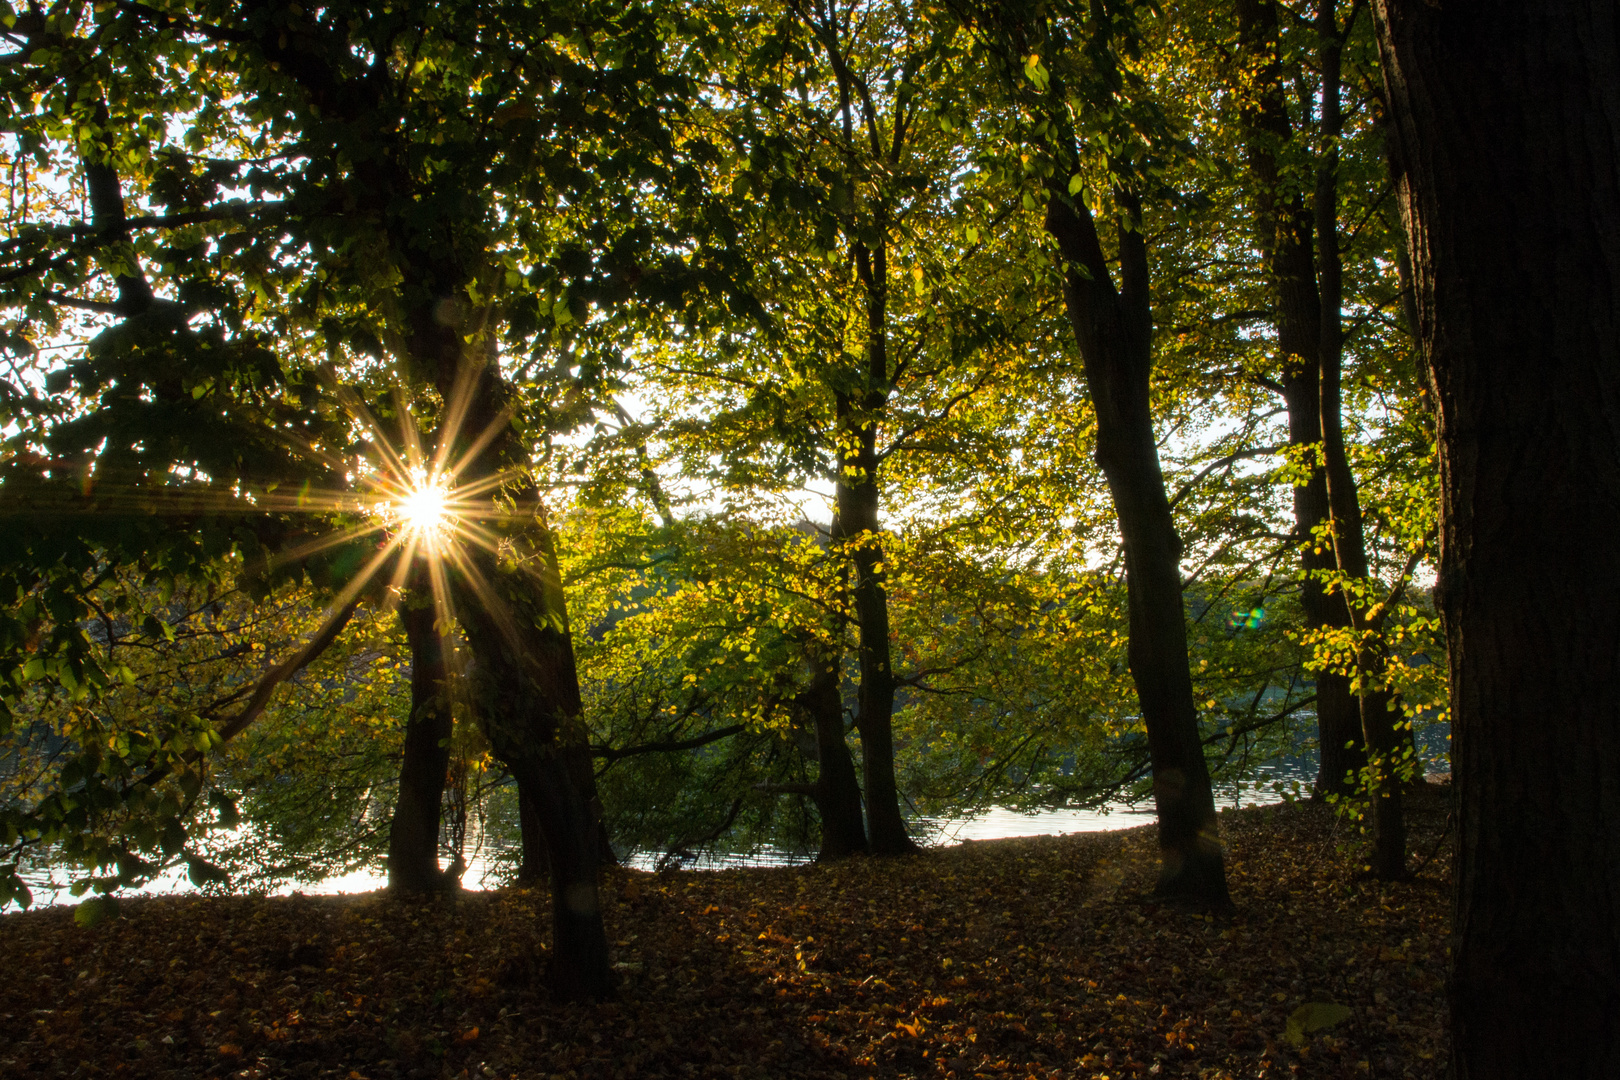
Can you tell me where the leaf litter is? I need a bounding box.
[0,793,1450,1079]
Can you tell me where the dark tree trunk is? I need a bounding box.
[516,780,551,886]
[80,102,155,316]
[503,751,611,994]
[455,520,612,999]
[797,654,869,861]
[387,582,455,895]
[1372,1,1620,1074]
[1316,0,1406,879]
[234,1,612,993]
[1287,375,1364,801]
[409,321,612,998]
[1234,0,1364,800]
[836,237,918,856]
[786,10,914,855]
[1044,192,1231,911]
[565,743,618,868]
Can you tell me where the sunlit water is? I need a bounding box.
[7,773,1314,909]
[11,741,1465,911]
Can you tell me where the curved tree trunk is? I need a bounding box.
[411,326,612,999]
[455,521,612,1000]
[1045,192,1231,911]
[1373,1,1620,1074]
[798,653,869,861]
[1234,0,1364,800]
[387,579,455,896]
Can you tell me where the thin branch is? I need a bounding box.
[1168,444,1286,511]
[592,723,747,762]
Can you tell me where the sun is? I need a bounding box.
[395,474,453,538]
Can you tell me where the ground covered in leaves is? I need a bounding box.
[1,792,1451,1080]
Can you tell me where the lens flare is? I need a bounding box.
[1227,607,1266,631]
[395,474,452,537]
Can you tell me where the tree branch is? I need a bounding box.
[592,723,747,762]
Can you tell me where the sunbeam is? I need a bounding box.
[395,472,452,538]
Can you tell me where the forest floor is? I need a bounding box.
[0,788,1452,1080]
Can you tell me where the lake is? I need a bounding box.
[6,774,1308,909]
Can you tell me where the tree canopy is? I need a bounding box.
[5,0,1450,994]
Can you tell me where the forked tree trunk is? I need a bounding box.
[797,654,869,861]
[1372,1,1620,1073]
[387,581,455,895]
[1045,192,1231,911]
[1286,375,1364,801]
[1234,0,1364,800]
[796,4,916,858]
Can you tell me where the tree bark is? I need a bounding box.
[1372,1,1620,1074]
[1233,0,1364,800]
[796,652,869,861]
[516,777,551,885]
[1044,191,1231,911]
[836,236,918,856]
[1316,0,1406,879]
[387,580,455,896]
[788,8,915,856]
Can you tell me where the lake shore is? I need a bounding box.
[0,791,1451,1079]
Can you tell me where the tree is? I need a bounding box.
[961,0,1234,908]
[1230,0,1362,802]
[635,0,1051,855]
[565,508,859,862]
[0,0,395,908]
[0,0,741,997]
[1224,0,1412,877]
[1371,0,1620,1073]
[386,572,456,895]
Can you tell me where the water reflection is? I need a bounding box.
[7,759,1353,908]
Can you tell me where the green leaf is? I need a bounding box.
[0,867,30,909]
[184,853,230,888]
[160,818,186,856]
[1284,1002,1353,1045]
[209,789,241,829]
[1023,53,1050,92]
[74,895,120,927]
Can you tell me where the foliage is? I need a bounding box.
[0,0,1449,887]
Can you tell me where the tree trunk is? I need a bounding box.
[456,524,612,999]
[1234,0,1365,801]
[566,743,618,867]
[797,654,869,861]
[1316,1,1406,879]
[837,237,918,856]
[516,780,551,886]
[413,324,612,998]
[1045,192,1231,911]
[504,750,612,996]
[1288,379,1364,801]
[1372,1,1620,1074]
[387,581,455,896]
